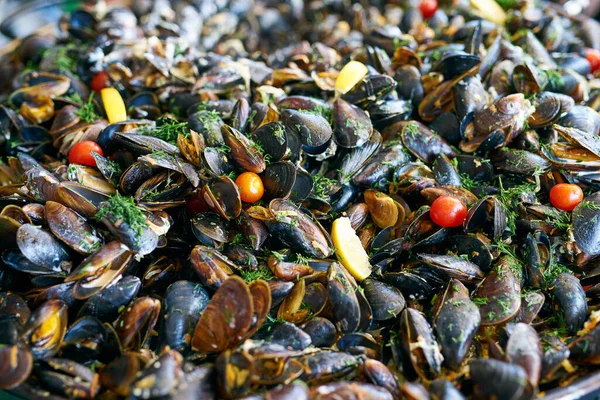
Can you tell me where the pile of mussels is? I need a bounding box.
[4,0,600,398]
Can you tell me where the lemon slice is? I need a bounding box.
[335,61,368,94]
[101,87,127,124]
[471,0,507,26]
[332,217,371,281]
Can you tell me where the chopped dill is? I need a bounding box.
[197,110,222,126]
[240,267,273,283]
[45,44,80,73]
[217,144,231,154]
[75,95,100,123]
[543,69,565,89]
[293,253,311,265]
[472,297,488,306]
[580,201,600,211]
[496,178,536,234]
[140,116,190,144]
[95,192,148,236]
[543,253,572,286]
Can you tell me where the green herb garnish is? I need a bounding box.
[240,267,274,283]
[140,116,190,144]
[75,95,100,123]
[96,192,148,236]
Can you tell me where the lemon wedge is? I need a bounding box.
[101,87,127,124]
[332,217,371,281]
[335,61,368,94]
[470,0,507,26]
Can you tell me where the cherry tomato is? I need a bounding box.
[419,0,438,19]
[586,49,600,74]
[91,72,110,92]
[186,192,209,214]
[236,172,264,203]
[550,183,583,211]
[430,196,467,228]
[68,141,103,167]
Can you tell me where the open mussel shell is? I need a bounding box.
[342,74,396,108]
[361,278,405,322]
[470,358,532,400]
[222,125,266,173]
[24,299,68,360]
[57,182,110,219]
[551,273,587,335]
[419,253,483,283]
[65,241,133,300]
[191,212,232,247]
[400,121,456,163]
[114,296,161,351]
[190,245,235,290]
[336,130,383,184]
[201,176,242,220]
[268,199,332,258]
[61,316,120,364]
[463,196,506,240]
[261,161,297,200]
[399,308,443,381]
[99,351,149,397]
[0,343,33,389]
[97,207,159,256]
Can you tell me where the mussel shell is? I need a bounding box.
[77,276,141,322]
[399,308,443,380]
[470,358,531,400]
[434,280,479,370]
[191,212,232,247]
[191,276,253,353]
[573,192,600,255]
[361,279,405,322]
[66,241,133,300]
[474,257,521,326]
[16,224,71,275]
[332,98,372,148]
[24,299,67,360]
[162,281,209,354]
[551,273,587,335]
[268,199,332,258]
[45,201,103,255]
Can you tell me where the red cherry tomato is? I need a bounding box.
[91,72,110,92]
[236,172,264,203]
[419,0,438,19]
[186,192,209,214]
[550,183,584,211]
[430,196,467,228]
[68,141,103,167]
[586,49,600,74]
